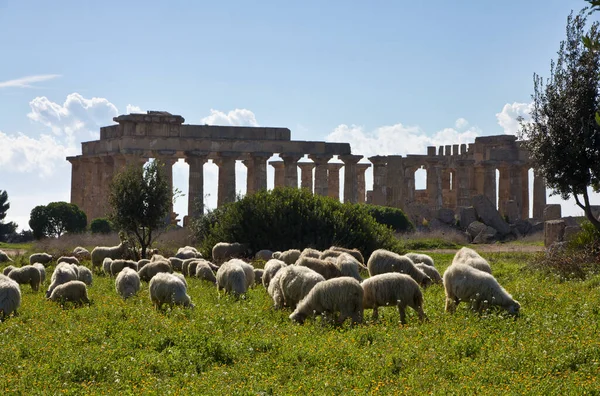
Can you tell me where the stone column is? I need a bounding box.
[386,156,404,209]
[404,166,415,205]
[533,169,546,220]
[99,156,115,217]
[298,162,315,192]
[269,160,285,188]
[521,167,530,219]
[309,154,332,197]
[482,163,497,209]
[474,165,485,196]
[455,161,473,208]
[426,161,443,210]
[508,164,523,220]
[214,153,237,207]
[251,153,271,192]
[185,152,208,220]
[156,154,177,223]
[356,163,371,204]
[242,158,255,195]
[327,163,344,200]
[88,157,102,221]
[368,156,387,206]
[498,166,511,214]
[340,155,363,204]
[280,154,303,188]
[67,157,84,210]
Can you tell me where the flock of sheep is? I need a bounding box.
[0,242,520,324]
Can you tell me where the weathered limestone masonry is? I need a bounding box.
[367,135,548,221]
[67,111,357,223]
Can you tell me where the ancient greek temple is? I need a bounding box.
[67,111,546,225]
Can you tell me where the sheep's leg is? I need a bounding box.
[371,306,379,320]
[398,305,407,325]
[416,306,427,322]
[351,310,363,324]
[445,298,458,313]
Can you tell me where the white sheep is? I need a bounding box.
[212,242,247,264]
[149,272,193,310]
[3,265,15,276]
[414,263,443,284]
[270,265,325,309]
[175,246,202,260]
[227,259,255,288]
[452,247,492,274]
[272,249,301,265]
[0,250,13,263]
[46,263,78,298]
[319,249,342,262]
[405,252,435,267]
[299,248,322,259]
[7,265,42,291]
[91,240,131,269]
[296,256,341,280]
[110,259,138,277]
[290,277,363,325]
[29,252,52,266]
[115,267,141,299]
[187,260,202,278]
[255,249,273,262]
[361,273,427,324]
[195,261,217,284]
[57,256,80,265]
[262,259,287,289]
[77,265,93,286]
[138,260,172,282]
[216,260,247,296]
[168,257,184,272]
[32,263,46,284]
[335,253,363,282]
[137,259,150,270]
[367,249,432,288]
[47,280,90,305]
[253,268,264,286]
[151,254,167,262]
[443,263,520,315]
[72,246,91,261]
[172,272,188,288]
[0,274,21,320]
[330,246,365,266]
[102,258,113,275]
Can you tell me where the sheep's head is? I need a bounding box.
[289,311,307,324]
[506,300,521,316]
[420,275,432,289]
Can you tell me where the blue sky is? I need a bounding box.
[0,0,595,229]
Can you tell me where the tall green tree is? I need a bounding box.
[0,190,18,242]
[108,160,171,259]
[519,10,600,230]
[28,202,87,239]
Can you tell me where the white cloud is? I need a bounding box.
[126,104,144,114]
[0,74,61,89]
[201,108,259,127]
[496,102,533,135]
[455,118,469,129]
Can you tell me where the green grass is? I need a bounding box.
[0,242,33,250]
[2,252,600,394]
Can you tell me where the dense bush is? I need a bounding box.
[192,188,400,258]
[362,204,414,232]
[29,201,87,239]
[90,218,113,234]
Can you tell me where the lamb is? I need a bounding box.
[255,249,273,262]
[46,263,78,298]
[405,252,435,267]
[296,256,342,280]
[212,242,247,264]
[0,274,21,320]
[262,259,287,289]
[253,269,264,286]
[0,250,13,263]
[175,246,202,260]
[102,258,113,275]
[443,263,520,315]
[226,259,255,289]
[57,256,80,265]
[76,265,93,286]
[110,260,138,277]
[299,248,322,259]
[195,261,217,284]
[335,253,363,282]
[72,246,91,261]
[330,246,365,266]
[149,272,193,310]
[452,247,492,274]
[187,260,202,278]
[3,265,15,276]
[367,249,432,288]
[47,280,90,305]
[8,265,42,291]
[32,263,46,284]
[91,240,131,269]
[137,259,150,270]
[269,265,325,309]
[415,263,443,284]
[216,260,247,296]
[168,257,184,272]
[272,249,301,265]
[138,260,172,282]
[361,273,427,324]
[289,277,363,325]
[115,267,141,299]
[29,252,52,266]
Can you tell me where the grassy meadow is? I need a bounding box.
[1,250,600,394]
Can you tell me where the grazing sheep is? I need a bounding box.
[452,247,491,271]
[330,246,365,266]
[270,265,325,309]
[361,273,427,324]
[169,257,184,272]
[212,242,247,264]
[149,272,193,310]
[443,263,520,315]
[76,265,93,286]
[296,256,341,280]
[300,248,322,259]
[335,253,363,282]
[216,261,247,296]
[110,260,138,277]
[8,265,42,291]
[255,249,273,262]
[272,249,301,265]
[172,272,188,288]
[3,265,15,276]
[29,252,52,266]
[138,260,172,282]
[91,240,131,269]
[47,280,90,305]
[57,256,80,265]
[290,277,363,325]
[72,247,91,261]
[195,261,217,284]
[175,246,202,260]
[262,259,287,289]
[115,267,141,299]
[253,268,264,286]
[102,258,113,275]
[69,264,79,277]
[137,259,150,270]
[151,254,167,262]
[319,249,343,262]
[405,252,435,267]
[367,249,432,288]
[32,263,46,284]
[0,250,13,263]
[225,259,255,289]
[187,260,201,278]
[0,274,21,320]
[415,263,443,284]
[46,263,78,298]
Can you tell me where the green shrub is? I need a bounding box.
[362,204,414,232]
[192,188,400,258]
[90,218,113,234]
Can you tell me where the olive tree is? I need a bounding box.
[28,202,87,239]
